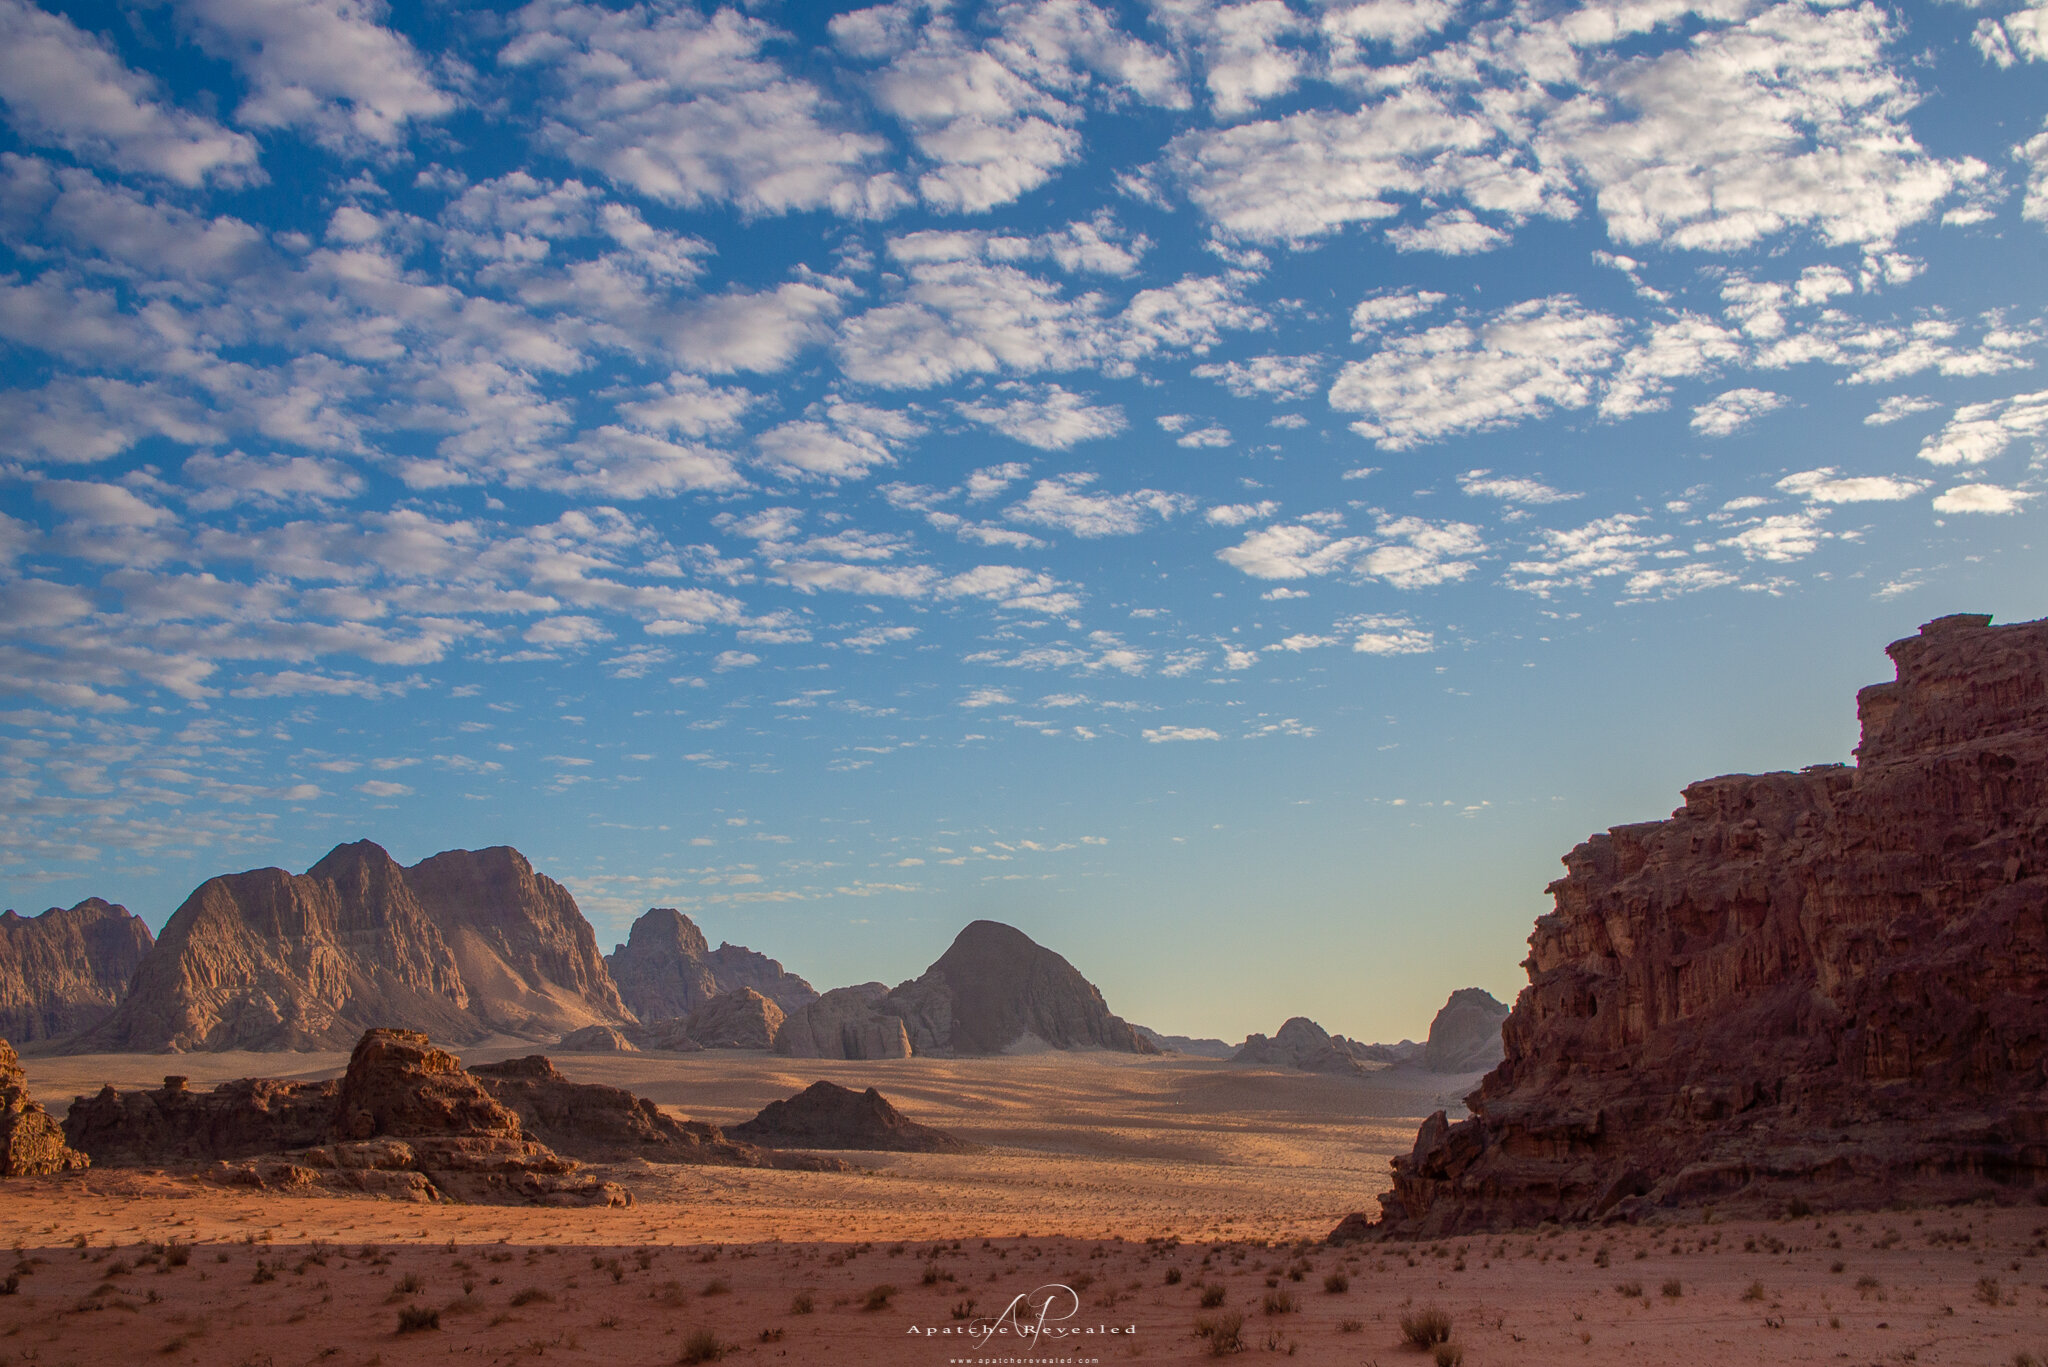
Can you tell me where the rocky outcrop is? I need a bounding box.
[880,921,1157,1057]
[0,1040,88,1175]
[730,1080,974,1153]
[0,900,154,1044]
[471,1055,844,1170]
[774,984,911,1060]
[70,841,629,1052]
[1423,989,1510,1073]
[64,1073,335,1164]
[685,987,784,1049]
[605,908,817,1021]
[1346,614,2048,1239]
[624,1017,704,1052]
[557,1025,638,1052]
[1232,1017,1371,1074]
[1135,1026,1233,1059]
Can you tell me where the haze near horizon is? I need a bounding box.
[1,0,2044,1043]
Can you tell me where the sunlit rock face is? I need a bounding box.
[1357,613,2048,1238]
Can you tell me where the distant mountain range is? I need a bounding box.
[2,840,1504,1070]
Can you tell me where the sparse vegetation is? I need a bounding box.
[1433,1343,1464,1367]
[1741,1280,1767,1302]
[1661,1278,1682,1298]
[1400,1306,1453,1349]
[1164,1266,1182,1285]
[1323,1271,1349,1294]
[1261,1289,1293,1315]
[678,1327,724,1364]
[862,1283,897,1311]
[1614,1280,1643,1298]
[1977,1276,2003,1307]
[395,1306,440,1334]
[510,1287,553,1306]
[1199,1283,1227,1308]
[1194,1310,1245,1355]
[790,1291,814,1315]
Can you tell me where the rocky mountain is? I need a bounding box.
[1232,1017,1371,1073]
[1343,613,2048,1239]
[1134,1027,1233,1059]
[604,908,817,1021]
[0,899,154,1044]
[1422,989,1510,1073]
[684,987,783,1049]
[731,1081,974,1153]
[885,920,1157,1057]
[71,841,628,1053]
[0,1040,88,1176]
[775,984,912,1060]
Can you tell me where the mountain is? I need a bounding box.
[1134,1025,1233,1059]
[0,899,154,1043]
[604,907,817,1020]
[70,841,626,1053]
[882,920,1157,1057]
[1342,613,2048,1239]
[1422,988,1510,1072]
[1231,1017,1370,1073]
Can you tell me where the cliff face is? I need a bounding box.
[0,899,154,1043]
[1422,989,1509,1073]
[605,908,817,1021]
[1361,614,2048,1237]
[72,842,629,1052]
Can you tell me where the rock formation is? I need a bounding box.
[775,984,912,1060]
[556,1024,638,1052]
[1134,1026,1233,1059]
[624,1017,704,1052]
[71,841,629,1052]
[879,920,1157,1057]
[1342,613,2048,1239]
[64,1073,336,1164]
[0,900,154,1044]
[1422,989,1510,1073]
[1231,1017,1371,1074]
[605,908,817,1020]
[471,1056,843,1170]
[0,1040,88,1176]
[684,987,784,1049]
[730,1080,974,1153]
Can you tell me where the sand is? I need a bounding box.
[5,1049,2045,1364]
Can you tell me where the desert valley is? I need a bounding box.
[0,612,2041,1365]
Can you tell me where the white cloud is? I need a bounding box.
[1330,296,1625,449]
[1351,289,1445,338]
[508,0,907,218]
[1006,473,1196,536]
[1775,467,1928,503]
[712,650,760,671]
[1933,483,2035,514]
[1458,469,1577,504]
[668,282,846,374]
[1720,511,1828,562]
[755,399,923,481]
[182,0,455,150]
[1691,388,1790,437]
[357,779,413,798]
[1147,0,1308,118]
[959,686,1016,708]
[1504,514,1675,596]
[1215,522,1368,580]
[956,383,1125,448]
[1191,353,1322,400]
[617,374,758,437]
[184,450,364,511]
[1346,614,1434,655]
[1360,516,1485,589]
[1917,391,2048,467]
[1205,500,1278,526]
[1175,424,1233,448]
[1142,724,1221,743]
[0,0,260,186]
[1865,394,1939,426]
[1387,209,1508,255]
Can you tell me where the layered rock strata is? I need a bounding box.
[1345,613,2048,1239]
[731,1080,974,1153]
[0,900,154,1044]
[0,1041,88,1176]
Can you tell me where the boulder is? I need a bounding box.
[1422,989,1510,1073]
[1345,614,2048,1239]
[684,987,784,1050]
[774,984,911,1060]
[0,1040,88,1176]
[556,1024,638,1052]
[730,1081,975,1153]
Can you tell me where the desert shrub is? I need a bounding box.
[1261,1289,1293,1316]
[701,1278,730,1297]
[1198,1283,1227,1308]
[1614,1280,1643,1298]
[1164,1266,1182,1285]
[1194,1310,1244,1355]
[1337,1318,1363,1334]
[395,1273,423,1295]
[1323,1271,1349,1294]
[1433,1343,1464,1367]
[1661,1279,1682,1298]
[790,1291,814,1315]
[678,1327,724,1364]
[863,1283,897,1311]
[1741,1281,1766,1302]
[510,1287,553,1306]
[1400,1307,1452,1348]
[1978,1276,2003,1307]
[396,1307,440,1333]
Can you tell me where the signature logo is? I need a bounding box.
[901,1282,1138,1349]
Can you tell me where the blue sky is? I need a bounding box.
[1,0,2044,1043]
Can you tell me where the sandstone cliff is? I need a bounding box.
[1347,613,2048,1239]
[881,920,1157,1057]
[605,908,817,1019]
[71,841,628,1052]
[683,987,784,1050]
[775,984,912,1060]
[0,1040,88,1176]
[1422,988,1510,1073]
[0,900,154,1044]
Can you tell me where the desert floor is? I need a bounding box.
[4,1048,2046,1364]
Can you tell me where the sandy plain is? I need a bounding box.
[3,1048,2045,1365]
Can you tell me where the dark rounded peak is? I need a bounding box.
[308,839,402,881]
[1441,988,1508,1013]
[945,919,1038,955]
[410,845,535,878]
[626,907,710,959]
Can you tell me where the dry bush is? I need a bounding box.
[1977,1277,2003,1307]
[510,1287,553,1306]
[678,1327,724,1364]
[1741,1281,1766,1302]
[1261,1289,1294,1316]
[1164,1267,1182,1285]
[790,1291,814,1315]
[1433,1343,1464,1367]
[396,1306,440,1334]
[1661,1278,1682,1298]
[1194,1310,1245,1355]
[701,1278,730,1297]
[1614,1280,1643,1298]
[1323,1271,1349,1294]
[1400,1307,1452,1348]
[1198,1284,1227,1308]
[862,1283,897,1311]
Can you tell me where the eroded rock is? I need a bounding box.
[730,1081,975,1153]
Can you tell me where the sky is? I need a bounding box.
[0,0,2044,1045]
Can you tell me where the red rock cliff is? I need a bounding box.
[1351,613,2048,1238]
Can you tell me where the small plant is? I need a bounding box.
[1741,1280,1766,1302]
[1433,1343,1464,1367]
[510,1287,553,1307]
[1400,1307,1453,1348]
[1660,1278,1682,1299]
[1261,1289,1294,1316]
[790,1291,814,1315]
[1855,1274,1883,1299]
[1199,1283,1227,1308]
[678,1327,724,1364]
[1977,1276,2003,1307]
[1323,1271,1349,1294]
[396,1306,440,1334]
[1164,1266,1182,1285]
[1194,1310,1245,1356]
[701,1278,730,1297]
[1337,1318,1363,1334]
[1614,1280,1643,1298]
[1593,1245,1610,1267]
[862,1283,897,1311]
[394,1273,423,1295]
